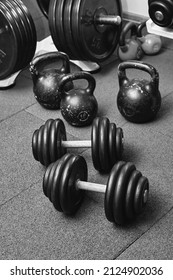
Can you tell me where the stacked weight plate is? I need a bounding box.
[0,0,37,80]
[48,0,122,62]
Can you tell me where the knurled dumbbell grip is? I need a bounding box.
[61,140,92,149]
[76,180,106,193]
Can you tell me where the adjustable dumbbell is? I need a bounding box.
[43,153,149,225]
[32,117,124,173]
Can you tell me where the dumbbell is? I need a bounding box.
[32,117,124,173]
[43,153,149,225]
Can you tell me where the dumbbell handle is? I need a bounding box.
[95,15,121,26]
[61,140,91,149]
[76,180,149,203]
[76,180,106,193]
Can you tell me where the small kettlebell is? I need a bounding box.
[137,21,162,55]
[59,72,98,127]
[117,61,161,123]
[30,51,72,109]
[118,21,143,61]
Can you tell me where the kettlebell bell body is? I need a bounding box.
[117,61,161,123]
[118,21,143,61]
[59,72,98,127]
[137,21,162,55]
[30,51,71,109]
[148,0,173,28]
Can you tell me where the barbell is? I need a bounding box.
[32,117,124,173]
[43,153,149,225]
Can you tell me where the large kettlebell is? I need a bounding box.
[148,0,173,28]
[118,21,143,61]
[58,72,98,127]
[137,21,162,55]
[30,51,72,109]
[117,61,161,123]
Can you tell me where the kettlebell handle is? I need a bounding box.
[137,21,147,37]
[58,72,96,95]
[119,21,138,47]
[30,51,70,75]
[118,61,159,93]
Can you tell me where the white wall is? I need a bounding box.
[121,0,149,18]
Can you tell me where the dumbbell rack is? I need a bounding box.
[0,36,100,89]
[146,19,173,39]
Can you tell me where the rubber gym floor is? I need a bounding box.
[0,3,173,260]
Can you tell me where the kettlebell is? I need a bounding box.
[117,61,161,123]
[137,21,162,55]
[30,51,72,109]
[118,21,143,61]
[148,0,173,28]
[58,72,98,127]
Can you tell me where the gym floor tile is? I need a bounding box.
[0,75,36,121]
[116,208,173,260]
[0,181,143,260]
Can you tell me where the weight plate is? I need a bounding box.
[91,117,102,172]
[4,0,27,72]
[64,0,84,59]
[59,154,87,214]
[108,123,117,167]
[112,162,136,225]
[13,0,32,69]
[71,0,84,59]
[105,161,125,223]
[1,0,23,73]
[72,0,122,62]
[37,0,50,18]
[16,0,37,67]
[125,170,141,220]
[49,0,63,51]
[134,176,149,214]
[54,0,70,54]
[99,117,110,172]
[0,3,19,79]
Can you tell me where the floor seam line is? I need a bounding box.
[113,206,173,259]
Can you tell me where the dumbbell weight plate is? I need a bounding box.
[0,3,19,79]
[63,0,84,59]
[134,176,149,214]
[32,119,67,167]
[113,162,136,225]
[105,161,125,222]
[59,154,88,214]
[37,0,49,18]
[125,170,142,220]
[4,0,27,72]
[72,0,122,62]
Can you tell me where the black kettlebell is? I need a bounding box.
[30,51,72,109]
[148,0,173,28]
[58,72,98,127]
[117,61,161,123]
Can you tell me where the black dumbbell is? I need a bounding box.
[43,153,149,225]
[32,117,124,173]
